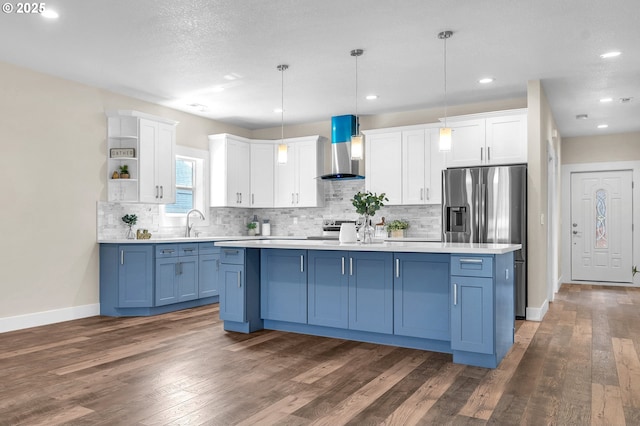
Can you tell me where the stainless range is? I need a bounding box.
[306,219,358,240]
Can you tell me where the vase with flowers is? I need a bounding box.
[350,191,388,243]
[121,214,138,239]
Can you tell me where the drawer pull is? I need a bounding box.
[459,258,483,264]
[161,249,175,254]
[183,248,194,252]
[224,249,239,255]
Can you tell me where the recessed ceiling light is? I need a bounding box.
[41,9,59,18]
[478,78,494,84]
[576,114,588,120]
[597,124,608,129]
[188,103,208,112]
[599,97,613,103]
[600,51,621,59]
[620,97,633,103]
[366,95,378,100]
[273,108,283,113]
[223,73,241,81]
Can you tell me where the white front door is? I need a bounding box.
[571,170,633,282]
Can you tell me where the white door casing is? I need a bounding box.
[570,170,633,283]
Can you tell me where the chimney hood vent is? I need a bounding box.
[319,115,364,180]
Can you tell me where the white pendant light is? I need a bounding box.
[350,49,364,160]
[277,64,289,164]
[438,30,453,152]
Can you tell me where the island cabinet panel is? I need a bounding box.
[348,252,394,334]
[198,244,220,298]
[260,249,307,323]
[307,250,349,329]
[450,255,495,355]
[117,245,154,307]
[219,248,262,332]
[393,253,450,340]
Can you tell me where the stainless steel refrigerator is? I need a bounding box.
[442,164,527,318]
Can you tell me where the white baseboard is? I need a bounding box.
[0,304,100,333]
[526,298,549,322]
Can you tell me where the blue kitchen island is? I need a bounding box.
[215,239,521,368]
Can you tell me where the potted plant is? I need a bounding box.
[121,214,137,239]
[119,164,130,179]
[386,219,409,238]
[247,221,257,236]
[351,191,388,243]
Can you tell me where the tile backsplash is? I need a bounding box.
[97,180,442,240]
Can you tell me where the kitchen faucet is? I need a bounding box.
[185,209,205,237]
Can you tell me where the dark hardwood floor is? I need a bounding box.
[1,283,639,425]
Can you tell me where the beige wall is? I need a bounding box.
[562,132,640,164]
[527,80,561,316]
[0,61,248,320]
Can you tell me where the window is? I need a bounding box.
[165,157,195,214]
[160,146,209,227]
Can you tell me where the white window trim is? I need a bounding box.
[160,145,210,228]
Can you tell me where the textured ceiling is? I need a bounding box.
[1,0,638,137]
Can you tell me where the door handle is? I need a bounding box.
[300,255,304,272]
[160,186,163,199]
[487,146,491,161]
[237,271,241,288]
[420,188,424,200]
[252,193,255,205]
[349,257,353,276]
[291,193,295,204]
[120,250,124,265]
[426,188,430,201]
[480,147,483,161]
[395,258,400,278]
[296,193,299,204]
[341,257,345,275]
[453,283,458,305]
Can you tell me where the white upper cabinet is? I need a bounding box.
[444,109,527,168]
[274,136,325,208]
[209,134,251,207]
[250,142,275,208]
[364,131,402,205]
[106,110,177,204]
[402,127,445,205]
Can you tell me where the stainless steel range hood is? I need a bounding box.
[319,115,364,180]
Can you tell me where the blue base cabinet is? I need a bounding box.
[394,253,450,340]
[260,249,307,323]
[219,248,262,332]
[198,243,220,298]
[348,252,393,334]
[307,250,349,328]
[100,243,218,317]
[450,254,514,368]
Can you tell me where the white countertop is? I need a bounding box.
[215,239,521,255]
[97,236,304,244]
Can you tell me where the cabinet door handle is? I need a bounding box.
[341,257,345,275]
[216,259,220,271]
[240,193,242,203]
[291,193,295,204]
[237,271,241,288]
[480,147,484,161]
[155,185,159,199]
[296,193,299,204]
[395,258,400,278]
[349,257,353,276]
[459,258,483,264]
[420,188,424,200]
[252,193,255,205]
[488,146,491,161]
[300,255,304,272]
[176,262,181,275]
[120,250,124,265]
[160,186,164,199]
[453,283,458,305]
[426,188,430,201]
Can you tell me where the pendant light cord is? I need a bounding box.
[355,52,359,132]
[281,65,285,143]
[443,34,448,128]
